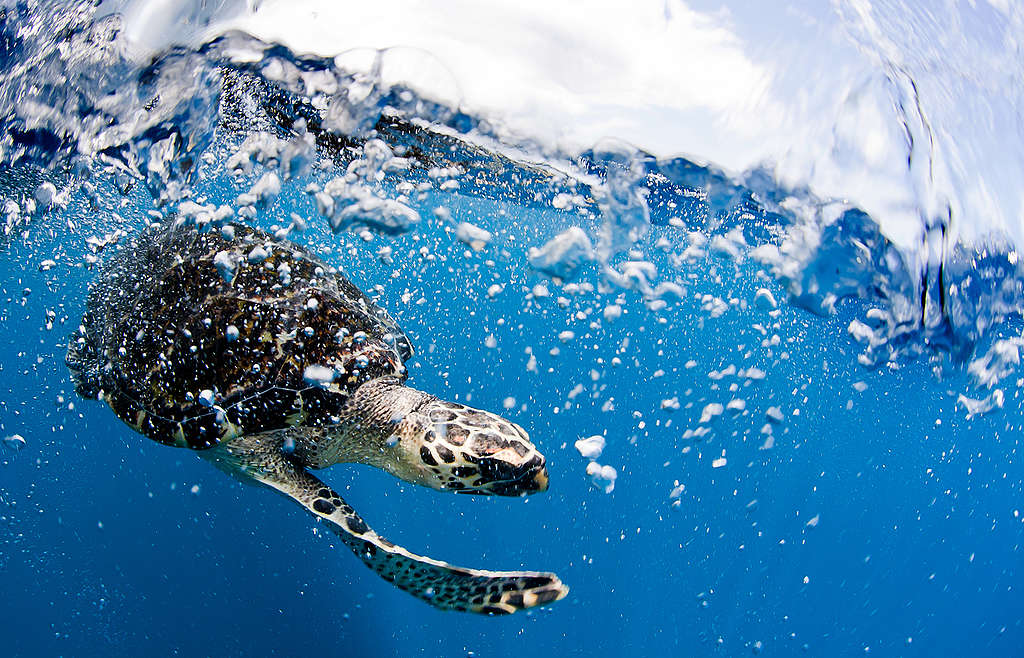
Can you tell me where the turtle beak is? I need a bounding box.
[481,453,549,496]
[532,465,550,492]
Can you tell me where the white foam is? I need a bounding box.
[957,390,1004,419]
[754,288,778,310]
[238,172,281,207]
[682,426,712,440]
[742,367,766,380]
[708,365,736,380]
[2,434,26,451]
[213,250,238,282]
[585,461,617,494]
[699,403,724,423]
[247,245,269,263]
[455,222,493,250]
[967,338,1023,389]
[332,195,421,234]
[198,389,216,407]
[575,435,606,459]
[528,227,594,279]
[303,365,336,386]
[603,304,623,321]
[34,182,57,207]
[701,295,728,318]
[710,226,747,261]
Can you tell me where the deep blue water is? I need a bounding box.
[2,187,1022,656]
[1,2,1023,657]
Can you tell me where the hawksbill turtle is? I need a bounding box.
[66,219,567,614]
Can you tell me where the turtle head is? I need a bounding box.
[384,396,549,496]
[338,378,549,496]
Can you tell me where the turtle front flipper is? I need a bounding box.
[205,434,568,615]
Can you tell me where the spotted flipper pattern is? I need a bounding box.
[205,434,568,614]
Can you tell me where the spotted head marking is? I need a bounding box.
[331,377,549,496]
[395,399,549,496]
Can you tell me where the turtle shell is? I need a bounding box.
[67,220,413,449]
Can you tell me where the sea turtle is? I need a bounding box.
[66,219,567,615]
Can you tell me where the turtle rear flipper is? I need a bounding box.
[206,434,568,614]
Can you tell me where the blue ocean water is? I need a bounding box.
[1,2,1023,657]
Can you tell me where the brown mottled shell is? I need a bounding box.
[66,220,413,449]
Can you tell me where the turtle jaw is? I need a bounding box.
[483,467,549,495]
[531,466,550,492]
[464,452,549,496]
